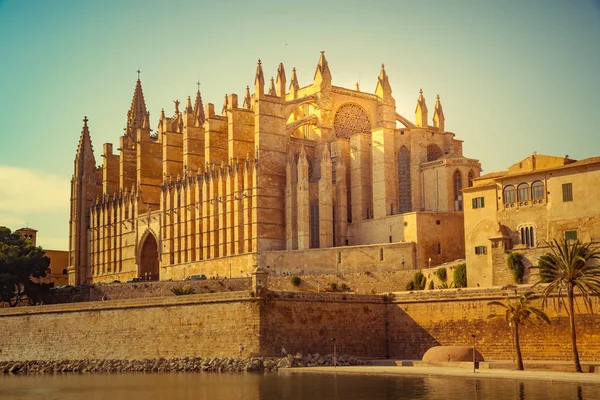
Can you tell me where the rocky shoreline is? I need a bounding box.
[0,353,369,374]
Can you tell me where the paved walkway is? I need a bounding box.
[285,365,600,385]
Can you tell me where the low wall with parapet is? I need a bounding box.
[0,292,260,361]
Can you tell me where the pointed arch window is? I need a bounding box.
[427,144,443,162]
[468,170,474,187]
[453,170,463,211]
[397,146,412,213]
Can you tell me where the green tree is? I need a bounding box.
[506,252,525,284]
[453,263,467,288]
[0,227,50,306]
[488,292,550,370]
[534,238,600,372]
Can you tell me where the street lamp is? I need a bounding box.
[331,337,337,368]
[471,334,477,373]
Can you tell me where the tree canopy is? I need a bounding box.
[0,226,50,305]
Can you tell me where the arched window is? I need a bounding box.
[504,185,516,204]
[453,170,463,211]
[518,183,530,202]
[521,226,535,247]
[427,144,443,162]
[62,269,67,275]
[468,170,474,187]
[532,181,544,200]
[397,146,412,213]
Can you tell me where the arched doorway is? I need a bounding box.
[139,232,159,281]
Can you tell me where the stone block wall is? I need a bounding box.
[260,292,388,358]
[0,293,259,361]
[387,287,600,361]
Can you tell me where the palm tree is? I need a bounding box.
[488,292,550,370]
[534,238,600,372]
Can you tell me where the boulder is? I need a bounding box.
[422,346,484,363]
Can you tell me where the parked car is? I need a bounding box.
[184,274,207,281]
[107,280,121,284]
[126,277,143,283]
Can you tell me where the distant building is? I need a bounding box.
[15,227,68,287]
[463,154,600,287]
[68,52,480,285]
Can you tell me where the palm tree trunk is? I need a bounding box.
[514,323,524,370]
[568,286,582,373]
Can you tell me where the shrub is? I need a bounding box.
[434,267,447,281]
[290,276,301,286]
[171,287,196,296]
[453,263,467,288]
[339,283,349,291]
[437,281,455,289]
[428,281,434,290]
[329,282,338,291]
[507,252,525,284]
[405,271,426,291]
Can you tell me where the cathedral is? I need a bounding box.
[68,52,481,285]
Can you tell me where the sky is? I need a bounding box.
[0,0,599,250]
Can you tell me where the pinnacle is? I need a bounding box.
[126,77,148,134]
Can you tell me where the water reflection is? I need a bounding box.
[0,372,596,400]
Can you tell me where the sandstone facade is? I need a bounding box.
[68,53,480,285]
[463,154,600,287]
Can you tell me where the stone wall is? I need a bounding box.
[260,292,388,358]
[2,285,599,363]
[0,292,260,361]
[387,286,600,362]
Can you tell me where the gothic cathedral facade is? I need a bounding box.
[68,53,481,285]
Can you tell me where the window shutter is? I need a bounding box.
[481,197,484,208]
[472,198,476,208]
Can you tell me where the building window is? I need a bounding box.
[380,248,384,261]
[532,181,544,201]
[504,185,516,206]
[468,170,474,187]
[310,202,320,249]
[427,144,443,162]
[397,146,412,213]
[453,171,463,211]
[520,226,535,247]
[475,246,487,255]
[472,197,485,209]
[437,242,441,255]
[62,269,67,275]
[562,183,573,202]
[517,183,530,203]
[565,230,577,241]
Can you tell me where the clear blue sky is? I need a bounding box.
[1,0,599,250]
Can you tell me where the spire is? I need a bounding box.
[126,75,148,135]
[142,112,150,130]
[313,51,332,88]
[185,96,193,113]
[221,94,228,115]
[289,67,300,97]
[355,82,360,92]
[75,116,96,175]
[433,94,445,132]
[193,88,205,126]
[268,77,277,96]
[415,88,428,128]
[243,85,252,110]
[375,63,392,99]
[276,62,286,98]
[254,59,265,97]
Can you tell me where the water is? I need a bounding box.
[0,372,597,400]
